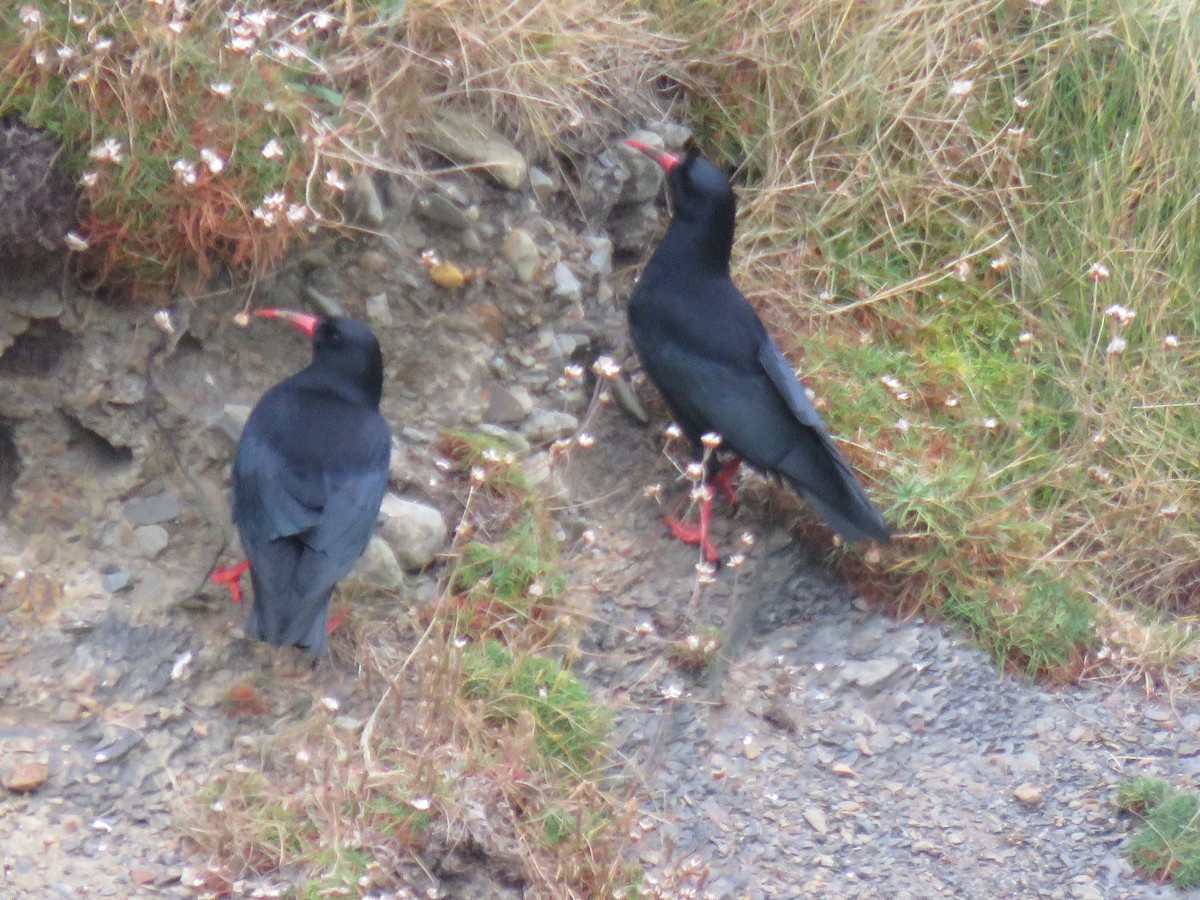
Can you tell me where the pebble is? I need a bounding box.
[529,166,557,205]
[483,382,534,425]
[585,235,613,276]
[500,228,539,283]
[365,292,392,328]
[842,657,902,691]
[420,109,527,190]
[552,261,582,303]
[2,758,49,792]
[350,536,405,591]
[350,171,385,226]
[134,525,168,559]
[122,493,182,526]
[378,495,448,570]
[101,568,133,594]
[1014,783,1043,805]
[414,192,474,230]
[521,409,579,444]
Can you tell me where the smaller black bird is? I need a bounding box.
[212,309,390,653]
[624,139,890,560]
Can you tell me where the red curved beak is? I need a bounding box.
[623,138,681,174]
[255,308,318,338]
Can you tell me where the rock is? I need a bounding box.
[129,867,157,886]
[101,568,133,594]
[414,192,474,230]
[802,807,829,834]
[350,171,385,226]
[216,404,252,440]
[420,109,527,190]
[500,228,539,283]
[529,166,557,204]
[1013,783,1043,805]
[552,262,582,303]
[842,657,901,691]
[134,525,168,559]
[659,122,694,149]
[585,235,613,277]
[521,409,579,444]
[378,495,448,570]
[522,452,567,500]
[365,293,392,328]
[2,758,48,793]
[483,383,533,425]
[350,536,404,590]
[122,492,182,526]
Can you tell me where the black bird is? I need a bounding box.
[213,309,391,653]
[624,139,890,560]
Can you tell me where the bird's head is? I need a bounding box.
[255,309,384,405]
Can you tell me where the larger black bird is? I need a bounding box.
[214,309,390,653]
[624,139,890,559]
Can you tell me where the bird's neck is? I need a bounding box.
[657,212,734,277]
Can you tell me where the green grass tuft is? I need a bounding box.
[1117,777,1200,888]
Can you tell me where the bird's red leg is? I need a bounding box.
[326,611,344,634]
[210,559,250,604]
[711,459,742,506]
[663,491,719,563]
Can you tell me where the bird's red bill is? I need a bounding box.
[255,308,319,338]
[623,138,681,174]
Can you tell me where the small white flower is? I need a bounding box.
[227,35,254,52]
[943,396,959,408]
[1163,334,1179,349]
[727,553,746,569]
[210,82,233,98]
[286,203,309,224]
[1106,336,1127,355]
[469,466,487,485]
[690,484,714,503]
[56,46,76,61]
[154,309,176,335]
[320,696,340,712]
[261,138,285,160]
[949,79,974,98]
[64,231,89,252]
[983,417,999,430]
[642,483,663,499]
[295,748,311,764]
[313,12,333,30]
[1087,261,1110,281]
[168,19,186,35]
[324,168,348,192]
[20,6,41,27]
[685,634,701,651]
[199,148,225,174]
[592,355,621,379]
[31,49,47,66]
[664,423,683,441]
[410,797,432,811]
[93,38,112,52]
[1014,95,1030,109]
[739,531,755,547]
[700,432,722,449]
[685,462,705,481]
[172,159,198,185]
[577,432,596,449]
[1018,332,1033,344]
[1091,431,1106,446]
[895,418,910,433]
[1104,304,1136,326]
[89,137,123,163]
[563,364,584,381]
[635,621,654,636]
[662,683,683,700]
[80,171,98,188]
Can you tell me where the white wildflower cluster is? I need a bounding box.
[252,192,308,228]
[880,375,909,402]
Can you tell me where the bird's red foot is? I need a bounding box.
[210,559,250,603]
[663,490,719,563]
[711,459,742,506]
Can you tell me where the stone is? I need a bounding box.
[2,758,48,793]
[122,493,182,526]
[529,166,557,204]
[585,235,613,276]
[1014,783,1043,805]
[500,227,539,283]
[134,525,168,559]
[350,536,404,590]
[101,568,133,594]
[378,495,448,570]
[521,409,579,444]
[365,292,392,328]
[414,192,474,230]
[420,109,527,190]
[552,261,582,303]
[349,171,384,226]
[483,383,534,425]
[842,657,901,691]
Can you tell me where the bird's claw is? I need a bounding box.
[663,515,720,563]
[210,560,250,604]
[711,459,742,507]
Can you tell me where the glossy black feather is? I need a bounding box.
[629,152,890,543]
[232,317,390,652]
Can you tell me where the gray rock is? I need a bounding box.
[522,452,567,500]
[585,235,613,277]
[500,228,539,283]
[658,122,694,149]
[350,536,404,590]
[365,292,392,328]
[414,192,474,230]
[521,408,579,444]
[529,166,557,204]
[552,261,582,303]
[842,657,902,691]
[419,109,526,190]
[349,171,385,226]
[101,568,132,593]
[378,495,447,570]
[123,493,182,526]
[483,382,534,425]
[134,525,169,560]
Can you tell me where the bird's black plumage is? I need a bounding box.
[626,142,890,544]
[232,314,390,653]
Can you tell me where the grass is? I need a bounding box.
[649,0,1200,682]
[1116,776,1200,888]
[183,429,651,896]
